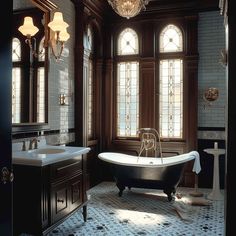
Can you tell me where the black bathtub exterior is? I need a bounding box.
[110,162,185,201]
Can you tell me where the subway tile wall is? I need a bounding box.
[48,0,75,133]
[197,11,226,188]
[198,11,226,128]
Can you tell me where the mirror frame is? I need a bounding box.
[12,0,57,134]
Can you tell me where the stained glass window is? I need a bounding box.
[12,68,21,123]
[117,27,139,137]
[38,37,45,61]
[87,26,93,51]
[118,28,139,55]
[88,59,93,138]
[117,62,139,137]
[85,25,94,138]
[36,36,45,123]
[12,38,21,62]
[159,24,184,139]
[159,24,183,53]
[159,59,183,138]
[12,38,21,123]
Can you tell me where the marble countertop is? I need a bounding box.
[12,145,91,166]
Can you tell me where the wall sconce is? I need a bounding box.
[59,93,71,106]
[18,11,70,61]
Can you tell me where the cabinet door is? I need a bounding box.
[51,181,70,224]
[69,174,83,212]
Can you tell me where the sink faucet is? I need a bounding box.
[29,138,39,150]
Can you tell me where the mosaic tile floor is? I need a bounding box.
[45,181,224,236]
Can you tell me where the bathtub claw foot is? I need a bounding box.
[116,182,125,197]
[164,188,175,202]
[167,194,173,202]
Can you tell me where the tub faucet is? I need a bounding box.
[29,138,39,150]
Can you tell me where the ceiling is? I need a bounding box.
[84,0,220,21]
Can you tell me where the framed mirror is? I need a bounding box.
[12,0,57,133]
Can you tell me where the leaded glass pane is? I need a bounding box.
[88,59,93,138]
[159,59,183,138]
[12,68,21,123]
[37,67,45,122]
[12,38,21,62]
[159,25,183,53]
[87,26,93,52]
[117,62,139,137]
[38,37,45,61]
[118,28,139,55]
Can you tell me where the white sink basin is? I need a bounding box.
[29,148,66,155]
[12,145,91,166]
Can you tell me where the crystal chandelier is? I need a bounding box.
[107,0,150,19]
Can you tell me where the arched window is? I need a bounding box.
[12,38,21,123]
[118,28,139,55]
[159,24,183,138]
[12,38,21,62]
[159,24,183,53]
[84,25,94,139]
[116,28,139,137]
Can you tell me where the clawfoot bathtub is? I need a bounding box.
[98,151,201,201]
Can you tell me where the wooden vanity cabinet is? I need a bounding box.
[13,155,87,236]
[50,158,83,224]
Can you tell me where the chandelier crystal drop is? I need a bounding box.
[107,0,150,19]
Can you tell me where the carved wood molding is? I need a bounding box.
[30,0,57,12]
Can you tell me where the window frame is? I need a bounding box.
[84,23,97,141]
[113,26,141,140]
[155,23,187,142]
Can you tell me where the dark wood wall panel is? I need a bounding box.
[141,22,155,57]
[140,60,155,128]
[103,59,114,149]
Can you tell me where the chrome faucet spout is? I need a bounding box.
[29,138,39,150]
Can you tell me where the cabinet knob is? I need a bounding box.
[1,167,14,184]
[57,199,64,204]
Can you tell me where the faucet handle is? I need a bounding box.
[22,141,26,151]
[35,139,40,149]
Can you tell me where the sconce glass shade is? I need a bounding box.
[107,0,150,19]
[18,16,39,37]
[18,11,70,61]
[48,12,69,32]
[59,29,70,42]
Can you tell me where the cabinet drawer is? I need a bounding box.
[50,157,82,182]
